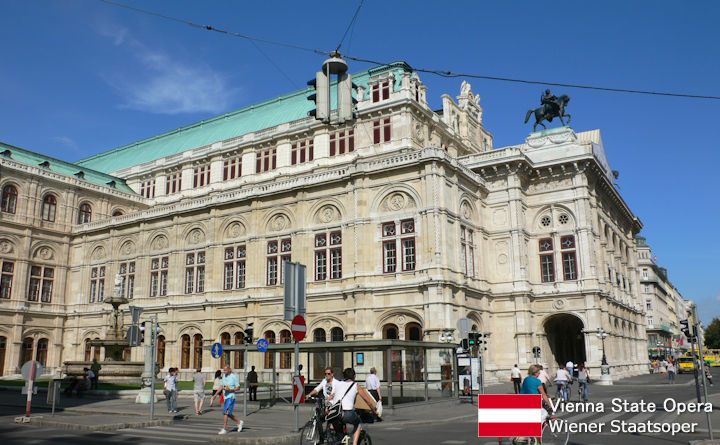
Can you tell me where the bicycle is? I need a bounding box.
[325,421,372,445]
[506,414,569,445]
[300,396,326,445]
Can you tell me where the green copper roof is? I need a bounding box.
[75,62,412,174]
[0,142,134,194]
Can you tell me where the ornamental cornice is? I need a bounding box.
[72,147,484,235]
[0,157,144,202]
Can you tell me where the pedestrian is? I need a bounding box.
[667,359,676,384]
[653,360,658,374]
[90,358,101,389]
[510,364,522,394]
[218,366,244,435]
[247,365,258,401]
[577,363,590,401]
[209,370,223,406]
[365,367,383,421]
[704,365,713,386]
[193,368,206,415]
[86,367,96,390]
[659,359,668,374]
[565,360,575,395]
[164,367,178,413]
[537,365,551,394]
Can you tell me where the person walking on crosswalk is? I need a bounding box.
[218,366,244,435]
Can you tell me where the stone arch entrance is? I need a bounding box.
[543,314,586,366]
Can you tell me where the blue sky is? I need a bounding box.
[1,1,718,324]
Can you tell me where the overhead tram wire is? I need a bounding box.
[335,0,364,53]
[97,0,720,101]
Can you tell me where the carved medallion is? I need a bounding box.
[461,202,472,220]
[188,229,205,245]
[271,214,288,232]
[387,193,406,211]
[319,206,336,223]
[121,241,135,256]
[414,122,425,143]
[497,254,508,264]
[226,223,244,239]
[553,299,567,310]
[0,240,14,254]
[152,235,168,251]
[91,246,104,261]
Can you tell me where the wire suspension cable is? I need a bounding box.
[335,0,364,53]
[98,0,720,101]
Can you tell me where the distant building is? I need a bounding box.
[0,61,649,381]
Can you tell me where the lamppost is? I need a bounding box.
[595,328,613,385]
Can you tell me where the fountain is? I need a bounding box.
[63,275,144,384]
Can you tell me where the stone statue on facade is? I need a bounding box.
[525,89,571,132]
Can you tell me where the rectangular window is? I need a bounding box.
[140,179,156,198]
[223,245,246,289]
[291,139,314,165]
[193,164,210,188]
[1,261,14,299]
[402,238,416,271]
[646,300,652,311]
[150,256,169,297]
[644,284,650,293]
[266,239,289,285]
[460,226,475,277]
[383,241,396,273]
[539,238,555,282]
[371,81,390,103]
[256,148,277,173]
[329,129,355,156]
[185,251,205,293]
[562,252,577,280]
[314,232,342,281]
[382,220,415,273]
[118,261,135,299]
[89,266,105,303]
[315,247,327,281]
[373,118,392,144]
[223,157,242,181]
[165,173,182,194]
[29,265,54,303]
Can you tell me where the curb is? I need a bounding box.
[211,432,297,444]
[29,417,174,431]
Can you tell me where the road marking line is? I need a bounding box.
[440,441,467,444]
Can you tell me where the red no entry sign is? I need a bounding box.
[291,315,306,342]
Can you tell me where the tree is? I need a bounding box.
[704,318,720,349]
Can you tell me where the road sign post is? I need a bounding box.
[21,360,42,418]
[291,314,306,431]
[293,375,305,405]
[211,342,224,359]
[284,262,306,321]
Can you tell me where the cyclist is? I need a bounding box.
[521,364,552,423]
[306,367,339,403]
[554,364,571,401]
[328,368,378,445]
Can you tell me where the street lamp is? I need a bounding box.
[596,328,609,366]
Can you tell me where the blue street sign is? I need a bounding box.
[211,342,223,359]
[257,338,269,352]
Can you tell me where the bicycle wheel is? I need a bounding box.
[300,421,320,445]
[541,422,569,445]
[358,430,372,445]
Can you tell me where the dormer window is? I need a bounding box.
[291,139,314,165]
[74,171,85,180]
[372,81,391,103]
[39,161,50,168]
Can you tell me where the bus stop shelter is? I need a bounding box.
[221,339,458,408]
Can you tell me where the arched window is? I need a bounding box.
[0,336,6,375]
[112,210,124,217]
[406,323,422,341]
[78,203,92,224]
[21,337,33,365]
[84,338,92,361]
[42,195,57,222]
[264,331,275,369]
[233,332,244,369]
[181,334,191,369]
[1,185,17,213]
[382,324,399,340]
[157,335,166,368]
[313,328,326,342]
[122,347,131,361]
[280,330,292,369]
[193,334,203,369]
[220,332,231,368]
[331,327,344,342]
[93,337,101,361]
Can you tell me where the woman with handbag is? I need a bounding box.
[327,368,378,445]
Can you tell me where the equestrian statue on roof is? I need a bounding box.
[525,89,571,132]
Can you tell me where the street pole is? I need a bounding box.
[690,335,702,403]
[150,314,157,420]
[692,304,713,440]
[294,340,300,431]
[243,343,248,418]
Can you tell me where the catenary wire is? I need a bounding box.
[97,0,720,101]
[335,0,364,53]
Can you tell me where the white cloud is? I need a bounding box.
[53,136,82,154]
[715,295,720,302]
[94,23,128,46]
[97,25,239,115]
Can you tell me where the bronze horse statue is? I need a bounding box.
[525,94,571,132]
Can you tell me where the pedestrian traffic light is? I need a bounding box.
[461,338,469,351]
[244,323,254,344]
[468,332,482,346]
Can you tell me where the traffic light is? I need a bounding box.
[468,332,477,347]
[307,71,329,123]
[244,323,254,344]
[461,338,469,351]
[337,73,357,124]
[680,319,694,339]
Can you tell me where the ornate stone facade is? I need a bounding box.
[0,62,647,382]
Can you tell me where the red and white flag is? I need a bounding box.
[477,394,542,437]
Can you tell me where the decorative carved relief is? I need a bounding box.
[382,192,415,212]
[187,228,205,245]
[120,240,135,256]
[495,241,510,277]
[414,122,425,143]
[317,205,337,224]
[90,246,104,261]
[0,239,14,254]
[225,222,245,239]
[460,202,473,220]
[492,208,507,227]
[269,214,290,232]
[553,299,567,310]
[151,235,168,251]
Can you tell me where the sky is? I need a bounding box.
[1,1,718,324]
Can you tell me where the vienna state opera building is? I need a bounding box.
[0,61,648,383]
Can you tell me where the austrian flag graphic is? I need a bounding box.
[477,394,543,437]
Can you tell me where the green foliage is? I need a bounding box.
[704,318,720,349]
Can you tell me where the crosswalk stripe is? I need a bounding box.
[624,411,656,423]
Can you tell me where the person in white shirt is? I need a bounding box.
[554,365,571,401]
[565,361,575,379]
[306,367,339,405]
[510,364,522,394]
[365,367,383,421]
[328,368,378,445]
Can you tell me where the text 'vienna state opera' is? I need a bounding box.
[0,61,647,382]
